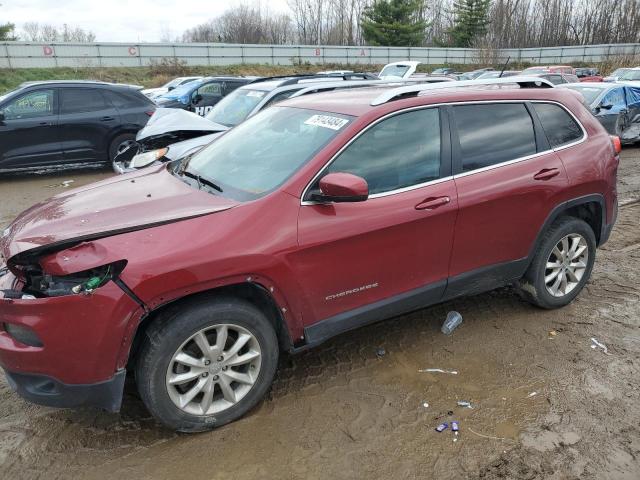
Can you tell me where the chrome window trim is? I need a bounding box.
[300,99,587,205]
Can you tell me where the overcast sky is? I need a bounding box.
[3,0,291,42]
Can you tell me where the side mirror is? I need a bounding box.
[168,86,175,91]
[192,93,202,104]
[0,111,4,122]
[599,102,613,111]
[311,172,369,203]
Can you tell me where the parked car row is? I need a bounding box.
[0,75,620,433]
[1,61,639,175]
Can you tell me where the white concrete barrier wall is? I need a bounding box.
[1,41,639,69]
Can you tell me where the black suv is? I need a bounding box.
[0,81,155,173]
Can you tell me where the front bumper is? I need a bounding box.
[0,269,143,387]
[5,368,126,412]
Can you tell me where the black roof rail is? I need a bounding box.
[248,72,377,86]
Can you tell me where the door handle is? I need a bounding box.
[533,168,560,181]
[415,196,450,210]
[38,121,52,126]
[100,116,115,121]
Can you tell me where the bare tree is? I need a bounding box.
[21,22,95,42]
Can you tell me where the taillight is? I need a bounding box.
[145,110,155,117]
[610,135,622,154]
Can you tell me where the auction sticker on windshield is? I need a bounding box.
[304,114,349,130]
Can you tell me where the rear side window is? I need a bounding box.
[60,88,108,114]
[326,108,441,195]
[453,103,537,172]
[104,89,152,109]
[532,103,583,148]
[264,89,299,108]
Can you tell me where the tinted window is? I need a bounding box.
[60,88,108,114]
[533,103,583,148]
[264,89,299,108]
[326,108,441,195]
[3,89,54,119]
[197,82,222,97]
[454,103,536,172]
[104,89,149,109]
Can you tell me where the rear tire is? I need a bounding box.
[135,296,279,432]
[518,217,596,309]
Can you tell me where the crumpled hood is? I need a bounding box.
[1,165,238,260]
[165,132,224,161]
[136,108,228,142]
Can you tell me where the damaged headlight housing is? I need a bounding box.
[129,148,168,169]
[21,260,127,298]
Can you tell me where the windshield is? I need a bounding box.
[380,65,410,78]
[476,72,501,79]
[163,79,203,98]
[184,106,352,201]
[563,85,605,105]
[205,88,266,127]
[619,70,640,81]
[610,68,629,77]
[164,77,185,89]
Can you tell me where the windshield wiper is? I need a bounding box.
[183,170,223,192]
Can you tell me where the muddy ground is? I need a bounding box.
[1,149,639,480]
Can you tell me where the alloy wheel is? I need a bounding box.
[165,324,262,415]
[544,233,589,297]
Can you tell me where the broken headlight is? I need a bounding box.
[22,261,126,298]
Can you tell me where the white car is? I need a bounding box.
[141,76,203,100]
[378,61,421,80]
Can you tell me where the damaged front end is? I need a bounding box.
[0,242,143,412]
[112,107,228,174]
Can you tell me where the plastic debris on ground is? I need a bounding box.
[548,330,557,339]
[441,311,463,335]
[590,337,612,355]
[48,179,75,188]
[457,400,473,408]
[418,368,458,375]
[375,347,386,357]
[422,402,429,408]
[527,391,538,398]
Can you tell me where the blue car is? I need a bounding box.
[561,82,640,143]
[154,77,257,116]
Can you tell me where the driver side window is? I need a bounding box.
[4,89,54,120]
[195,83,222,100]
[323,108,442,195]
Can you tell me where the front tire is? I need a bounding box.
[135,296,279,432]
[518,217,596,309]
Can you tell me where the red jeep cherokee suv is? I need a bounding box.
[0,78,619,431]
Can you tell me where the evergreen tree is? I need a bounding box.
[0,22,15,41]
[361,0,428,47]
[448,0,492,47]
[1,3,17,41]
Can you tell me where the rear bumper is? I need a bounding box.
[4,368,126,412]
[600,197,618,246]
